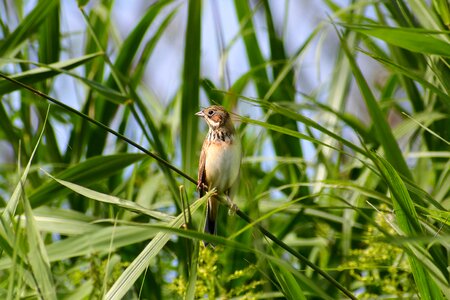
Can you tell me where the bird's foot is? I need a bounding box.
[197,182,209,192]
[226,196,238,216]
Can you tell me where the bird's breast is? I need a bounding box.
[204,139,241,193]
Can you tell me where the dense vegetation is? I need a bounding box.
[0,0,449,299]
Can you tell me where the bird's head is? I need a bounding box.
[195,105,231,130]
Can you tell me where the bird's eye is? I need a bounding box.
[207,110,214,116]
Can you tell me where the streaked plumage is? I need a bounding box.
[196,105,241,242]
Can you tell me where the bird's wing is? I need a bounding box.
[197,140,208,196]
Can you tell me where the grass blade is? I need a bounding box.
[104,192,209,300]
[0,0,58,58]
[371,153,444,299]
[181,0,202,173]
[30,153,146,207]
[0,53,103,94]
[335,23,413,179]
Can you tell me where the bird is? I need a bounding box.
[196,105,241,243]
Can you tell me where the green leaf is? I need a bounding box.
[29,207,100,235]
[357,49,450,107]
[0,226,160,270]
[344,24,450,57]
[29,153,146,207]
[5,108,56,299]
[0,0,59,58]
[336,24,413,180]
[2,106,48,224]
[0,53,103,94]
[38,1,60,64]
[104,192,209,300]
[181,0,202,174]
[271,261,307,300]
[22,191,57,300]
[371,153,444,300]
[85,0,171,156]
[45,174,173,222]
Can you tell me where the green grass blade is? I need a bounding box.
[28,207,100,235]
[46,226,159,263]
[335,24,413,179]
[131,6,179,88]
[240,109,365,156]
[104,193,209,300]
[0,53,103,94]
[84,0,172,157]
[29,153,146,207]
[37,2,60,64]
[234,1,306,193]
[4,108,56,299]
[2,107,48,223]
[44,173,173,222]
[233,0,268,90]
[271,261,307,300]
[180,0,202,174]
[356,48,450,107]
[0,226,160,271]
[344,24,450,56]
[22,193,57,300]
[0,0,59,58]
[371,153,444,299]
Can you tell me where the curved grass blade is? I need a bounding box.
[44,173,173,222]
[2,106,48,224]
[342,24,450,56]
[104,192,210,300]
[357,49,450,106]
[25,207,100,235]
[126,222,357,300]
[335,23,413,180]
[22,190,57,300]
[233,0,306,195]
[0,0,58,58]
[0,73,197,187]
[30,153,146,207]
[0,53,103,94]
[83,0,172,157]
[0,226,160,270]
[2,107,56,299]
[371,153,444,299]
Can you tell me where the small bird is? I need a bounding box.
[196,105,241,242]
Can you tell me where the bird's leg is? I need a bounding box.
[224,191,238,216]
[197,181,209,192]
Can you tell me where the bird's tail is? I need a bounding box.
[203,196,218,245]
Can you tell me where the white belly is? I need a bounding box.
[205,139,241,192]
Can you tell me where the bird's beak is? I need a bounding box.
[195,110,204,117]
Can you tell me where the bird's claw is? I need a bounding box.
[197,182,209,192]
[228,203,238,216]
[226,195,238,216]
